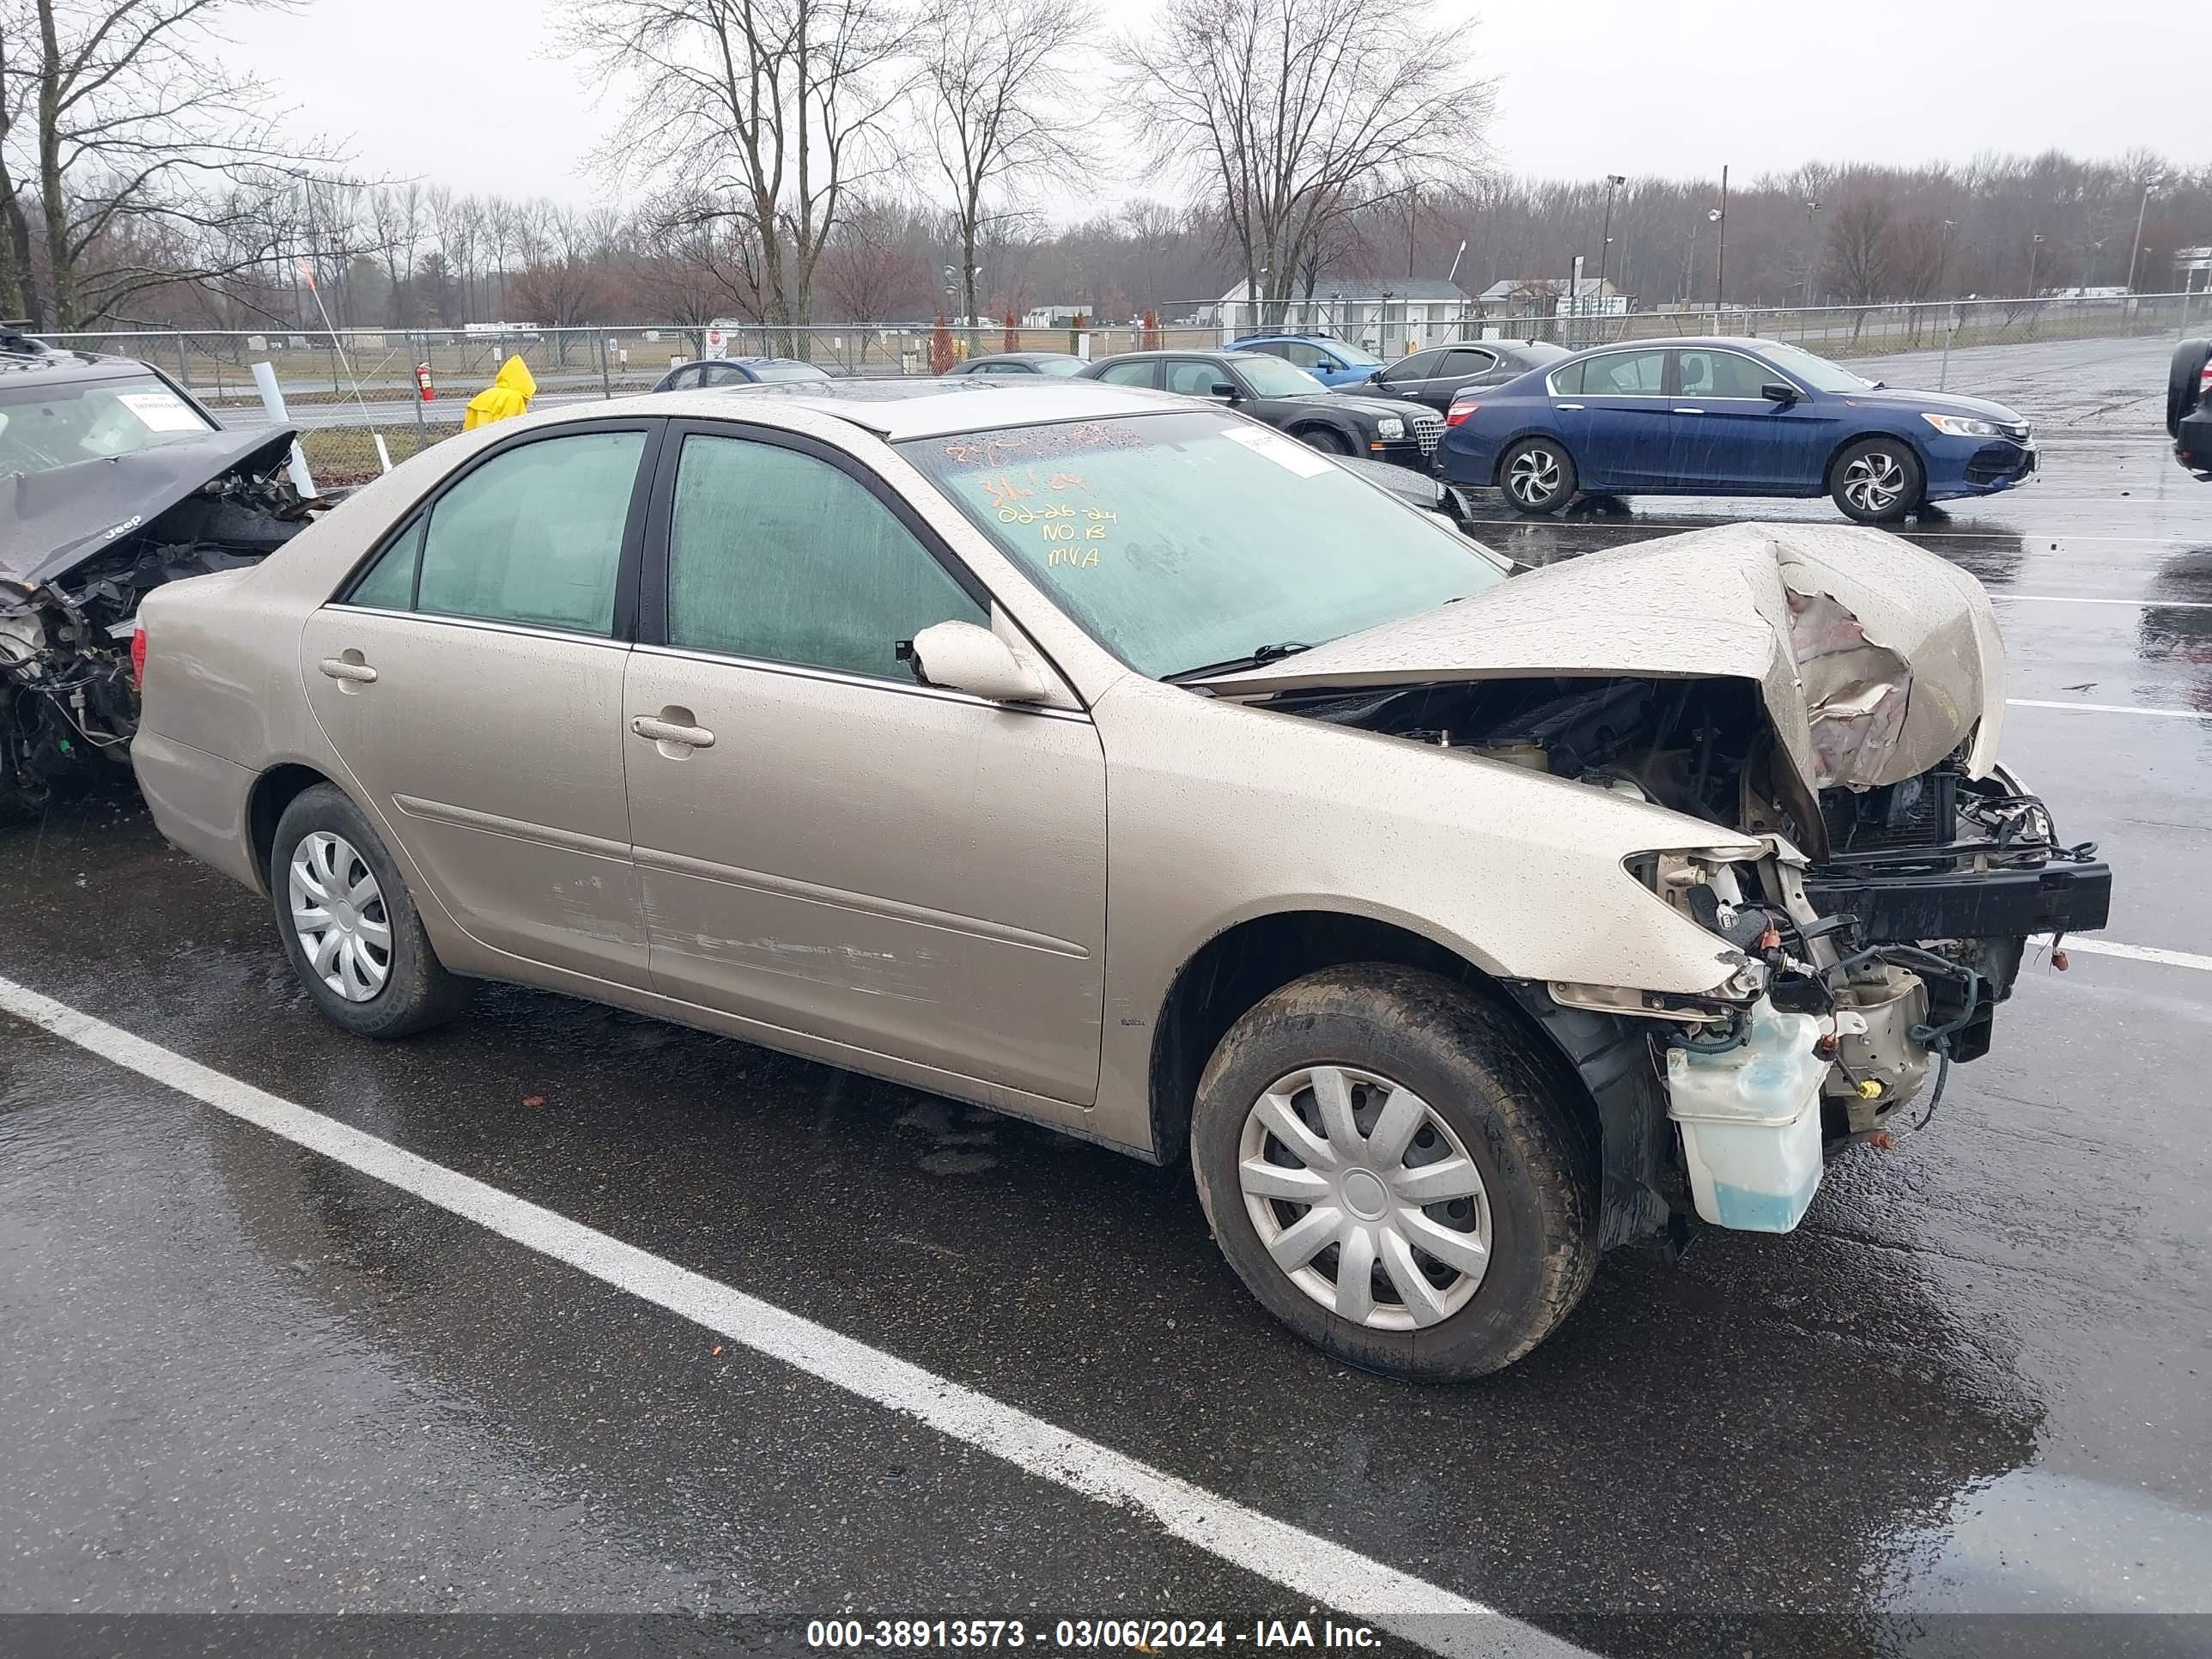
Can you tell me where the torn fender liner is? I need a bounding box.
[4,426,299,584]
[1198,520,2005,802]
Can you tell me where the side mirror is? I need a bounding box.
[1761,382,1799,404]
[903,620,1050,703]
[1208,380,1240,402]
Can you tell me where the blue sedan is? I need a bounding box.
[1433,337,2037,524]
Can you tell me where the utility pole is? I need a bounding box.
[2027,233,2045,297]
[1713,165,1729,315]
[2127,178,2166,295]
[1596,174,1626,332]
[1801,199,1821,307]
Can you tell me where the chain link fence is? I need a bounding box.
[42,289,2208,486]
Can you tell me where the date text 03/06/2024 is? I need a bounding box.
[804,1618,1386,1649]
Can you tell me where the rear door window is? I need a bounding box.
[344,430,647,635]
[1580,350,1668,395]
[1437,348,1497,380]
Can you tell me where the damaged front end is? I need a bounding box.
[3,428,313,815]
[1206,520,2112,1236]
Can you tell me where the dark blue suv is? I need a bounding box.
[1433,337,2036,523]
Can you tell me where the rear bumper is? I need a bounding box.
[131,730,264,892]
[2177,408,2212,477]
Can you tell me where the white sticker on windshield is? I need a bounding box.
[1223,423,1335,477]
[116,390,207,433]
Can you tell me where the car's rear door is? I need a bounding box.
[620,422,1109,1103]
[1566,348,1674,489]
[300,420,659,986]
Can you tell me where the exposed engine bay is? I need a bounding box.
[2,432,312,815]
[1210,521,2113,1220]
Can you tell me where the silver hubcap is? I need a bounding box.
[289,831,392,1002]
[1238,1064,1492,1331]
[1507,447,1561,503]
[1841,449,1906,513]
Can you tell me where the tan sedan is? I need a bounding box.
[132,380,2106,1377]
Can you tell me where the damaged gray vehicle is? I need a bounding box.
[1,332,313,815]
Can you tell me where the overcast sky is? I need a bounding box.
[234,0,2210,207]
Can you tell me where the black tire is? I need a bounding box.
[269,783,471,1039]
[1293,424,1353,455]
[1827,435,1926,524]
[2168,339,2212,438]
[1498,436,1577,514]
[1189,963,1599,1381]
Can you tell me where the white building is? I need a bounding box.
[1206,277,1474,350]
[1474,277,1632,320]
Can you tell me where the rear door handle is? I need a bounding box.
[631,715,715,749]
[318,657,378,684]
[1555,402,1584,410]
[1673,406,1706,415]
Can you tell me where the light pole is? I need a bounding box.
[1596,173,1626,335]
[1712,164,1729,314]
[2027,233,2045,297]
[2127,179,2166,295]
[1800,198,1822,308]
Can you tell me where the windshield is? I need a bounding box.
[899,409,1504,679]
[1231,356,1329,398]
[1033,356,1086,376]
[748,361,831,383]
[1759,342,1871,394]
[0,374,216,477]
[1327,341,1382,367]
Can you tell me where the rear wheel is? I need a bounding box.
[1295,425,1353,455]
[270,783,471,1038]
[1498,436,1577,514]
[2168,339,2211,438]
[1190,963,1599,1380]
[1828,436,1926,524]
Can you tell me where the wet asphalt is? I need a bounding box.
[3,332,2209,1659]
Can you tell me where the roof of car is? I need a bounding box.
[1230,331,1354,343]
[963,351,1082,363]
[0,334,157,388]
[635,377,1173,439]
[1088,348,1267,362]
[1561,336,1781,356]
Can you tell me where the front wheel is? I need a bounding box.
[1190,964,1599,1381]
[1829,436,1926,524]
[270,783,471,1039]
[1294,425,1353,455]
[1498,436,1577,514]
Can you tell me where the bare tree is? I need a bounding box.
[557,0,914,333]
[1115,0,1492,324]
[818,194,930,320]
[916,0,1089,333]
[368,184,423,326]
[1821,195,1893,308]
[0,0,342,328]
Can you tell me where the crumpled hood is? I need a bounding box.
[1200,520,2006,807]
[3,426,298,587]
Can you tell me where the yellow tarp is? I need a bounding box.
[463,356,537,430]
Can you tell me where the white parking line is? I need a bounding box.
[2001,594,2212,610]
[0,972,1580,1659]
[2007,698,2209,720]
[2039,935,2212,974]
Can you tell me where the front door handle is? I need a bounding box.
[1555,402,1584,410]
[1673,406,1706,415]
[631,714,715,750]
[318,657,378,684]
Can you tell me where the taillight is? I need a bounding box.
[2199,362,2212,397]
[131,624,147,688]
[1445,397,1479,428]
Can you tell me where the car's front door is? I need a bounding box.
[1562,348,1674,489]
[621,424,1109,1103]
[300,422,658,986]
[1667,349,1832,492]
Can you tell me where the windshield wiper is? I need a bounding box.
[1167,640,1314,682]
